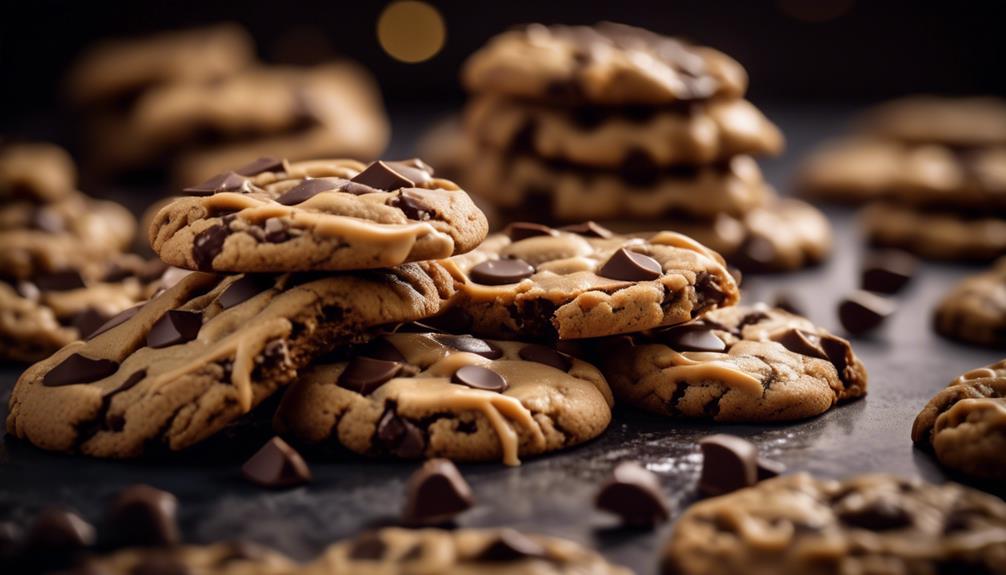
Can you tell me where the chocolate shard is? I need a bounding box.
[560,221,613,238]
[698,434,759,496]
[241,437,312,489]
[193,224,230,271]
[24,508,95,553]
[861,251,916,294]
[351,160,416,191]
[770,328,828,360]
[275,178,342,205]
[361,338,408,363]
[347,532,387,560]
[234,156,285,177]
[469,258,535,286]
[598,248,662,281]
[452,365,508,393]
[146,310,203,349]
[182,171,249,196]
[339,357,403,395]
[433,334,503,359]
[505,222,557,242]
[376,411,426,459]
[393,189,434,221]
[838,290,895,336]
[518,344,572,372]
[595,462,670,528]
[72,308,110,339]
[43,353,118,387]
[402,459,474,525]
[657,323,726,352]
[474,530,546,562]
[819,335,854,387]
[218,275,274,310]
[106,484,180,547]
[34,270,86,292]
[387,159,434,184]
[87,304,143,340]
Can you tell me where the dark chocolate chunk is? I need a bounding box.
[24,508,95,553]
[147,310,203,349]
[347,532,386,560]
[505,222,556,242]
[351,161,415,191]
[598,248,662,281]
[474,530,546,562]
[88,304,142,340]
[112,369,147,395]
[241,437,312,488]
[698,434,759,496]
[771,329,828,360]
[35,270,86,292]
[234,156,285,177]
[393,189,434,220]
[657,323,726,352]
[838,290,895,335]
[182,172,249,196]
[819,335,854,387]
[73,308,110,339]
[218,275,274,310]
[275,178,341,205]
[31,206,65,233]
[106,484,180,546]
[376,411,426,458]
[434,334,503,359]
[387,159,434,184]
[772,292,804,316]
[756,458,786,481]
[452,365,507,393]
[694,271,727,308]
[862,251,916,294]
[361,338,408,363]
[193,224,230,270]
[518,344,572,371]
[43,353,118,387]
[469,258,535,285]
[836,497,913,531]
[560,221,613,238]
[595,462,670,528]
[339,357,403,395]
[402,458,474,525]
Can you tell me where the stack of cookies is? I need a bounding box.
[67,24,389,186]
[454,22,832,273]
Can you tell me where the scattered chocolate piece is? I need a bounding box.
[218,275,274,310]
[560,221,613,238]
[339,357,403,395]
[862,251,916,294]
[87,304,142,340]
[72,308,109,339]
[24,508,95,553]
[599,248,662,281]
[505,222,556,242]
[838,290,895,335]
[234,156,285,177]
[433,334,503,359]
[595,462,670,528]
[43,353,118,387]
[452,365,508,393]
[757,458,786,481]
[772,292,804,316]
[241,437,312,489]
[106,484,180,546]
[182,172,249,196]
[376,411,425,458]
[698,435,759,496]
[518,344,572,372]
[402,459,474,525]
[275,178,341,205]
[34,270,86,292]
[193,224,230,270]
[146,310,203,349]
[351,161,415,191]
[470,258,535,285]
[475,530,546,562]
[657,323,726,352]
[348,532,387,560]
[393,189,434,220]
[836,496,913,531]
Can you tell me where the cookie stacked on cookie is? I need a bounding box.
[453,22,831,272]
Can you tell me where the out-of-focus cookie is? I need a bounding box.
[795,138,906,204]
[463,22,746,106]
[862,202,1006,261]
[275,330,613,466]
[595,305,866,422]
[912,360,1006,480]
[76,541,296,575]
[863,95,1006,148]
[934,258,1006,347]
[150,158,487,273]
[0,143,77,203]
[662,473,1006,575]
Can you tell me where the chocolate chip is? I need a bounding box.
[146,310,202,349]
[351,161,416,191]
[387,159,434,184]
[474,530,546,562]
[73,308,110,339]
[34,270,86,292]
[470,258,535,285]
[347,532,386,560]
[518,344,572,371]
[24,508,95,554]
[698,435,759,496]
[657,323,726,352]
[393,189,434,221]
[262,218,290,243]
[452,365,507,393]
[433,334,503,359]
[402,458,474,525]
[43,353,118,386]
[182,172,249,196]
[819,335,854,387]
[87,304,142,340]
[757,458,786,481]
[772,292,804,316]
[193,224,230,270]
[505,222,556,242]
[275,178,341,205]
[31,206,65,233]
[599,248,662,281]
[862,251,916,294]
[376,411,425,458]
[106,484,180,546]
[595,462,670,528]
[218,275,273,310]
[694,271,726,308]
[234,156,285,177]
[560,221,613,238]
[771,329,828,360]
[339,357,403,395]
[838,290,895,335]
[241,437,312,488]
[361,338,407,363]
[836,496,913,531]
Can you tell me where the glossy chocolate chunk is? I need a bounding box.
[106,484,180,546]
[87,304,142,340]
[31,206,65,233]
[218,275,273,310]
[193,224,230,270]
[560,221,613,238]
[234,156,285,177]
[595,462,670,527]
[361,338,408,363]
[658,323,726,352]
[43,353,118,387]
[475,530,546,562]
[505,222,557,242]
[434,334,503,359]
[836,497,913,531]
[838,290,895,335]
[452,365,508,393]
[34,270,86,292]
[376,411,425,458]
[518,344,572,372]
[241,437,312,488]
[275,178,342,205]
[402,458,474,525]
[72,308,109,339]
[339,357,403,395]
[470,258,535,285]
[387,159,434,184]
[819,335,854,386]
[182,171,249,196]
[24,508,95,553]
[598,248,662,281]
[147,310,203,349]
[348,532,387,560]
[351,161,415,191]
[771,329,828,360]
[862,251,916,294]
[393,189,434,220]
[698,434,759,496]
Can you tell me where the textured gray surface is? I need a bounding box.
[1,108,1003,574]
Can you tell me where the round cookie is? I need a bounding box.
[441,224,740,340]
[912,360,1006,480]
[662,473,1006,575]
[275,330,613,466]
[934,258,1006,347]
[862,202,1006,261]
[595,304,866,422]
[862,95,1006,148]
[6,261,457,457]
[76,541,295,575]
[462,22,746,106]
[0,142,77,203]
[150,158,487,273]
[466,95,783,169]
[795,138,907,204]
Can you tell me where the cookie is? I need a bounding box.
[662,473,1006,575]
[863,95,1006,148]
[795,138,906,204]
[441,224,739,340]
[912,361,1006,480]
[150,158,487,273]
[466,95,783,169]
[0,143,77,203]
[934,258,1006,347]
[275,330,613,466]
[862,202,1006,261]
[76,541,295,575]
[6,261,456,457]
[462,22,746,106]
[595,304,866,422]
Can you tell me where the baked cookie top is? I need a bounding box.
[442,223,740,340]
[275,329,613,466]
[662,473,1006,575]
[462,22,747,106]
[863,95,1006,148]
[0,143,77,203]
[933,258,1006,347]
[150,158,488,272]
[76,541,295,575]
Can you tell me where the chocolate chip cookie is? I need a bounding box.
[76,541,295,575]
[595,304,866,422]
[150,158,487,272]
[275,330,613,466]
[6,261,457,457]
[441,223,739,340]
[463,22,746,106]
[662,473,1006,575]
[934,258,1006,347]
[863,95,1006,148]
[912,361,1006,480]
[862,202,1006,261]
[0,142,77,203]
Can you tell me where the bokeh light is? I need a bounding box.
[377,1,446,63]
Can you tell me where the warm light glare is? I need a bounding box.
[377,1,446,63]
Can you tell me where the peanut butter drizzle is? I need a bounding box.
[937,397,1006,431]
[657,348,764,395]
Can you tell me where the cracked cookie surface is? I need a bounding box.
[934,258,1006,347]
